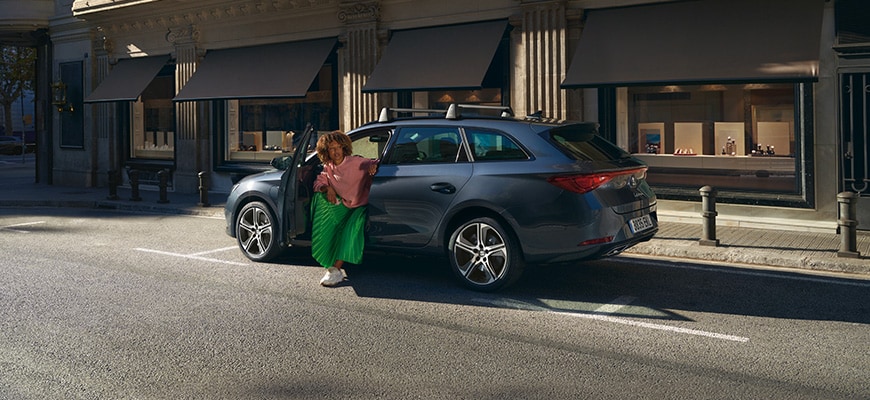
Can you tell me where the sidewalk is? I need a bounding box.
[2,156,869,278]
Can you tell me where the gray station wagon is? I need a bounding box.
[225,104,658,291]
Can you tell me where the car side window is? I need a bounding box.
[351,129,392,160]
[465,128,528,161]
[385,127,462,164]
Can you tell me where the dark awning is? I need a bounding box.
[173,38,336,101]
[362,20,507,92]
[561,0,823,88]
[84,55,169,103]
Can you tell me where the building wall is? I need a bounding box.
[46,0,856,231]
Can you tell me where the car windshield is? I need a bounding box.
[547,124,630,161]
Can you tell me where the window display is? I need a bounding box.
[131,75,174,160]
[224,65,334,163]
[627,84,800,194]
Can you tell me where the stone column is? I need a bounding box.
[167,25,201,193]
[516,0,571,120]
[337,1,381,130]
[91,29,116,185]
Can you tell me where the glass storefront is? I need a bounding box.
[222,65,335,164]
[131,73,175,160]
[623,83,810,205]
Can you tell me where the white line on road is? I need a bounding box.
[134,247,248,266]
[552,311,750,343]
[188,246,239,257]
[473,296,749,343]
[1,221,45,233]
[594,295,636,314]
[622,256,870,288]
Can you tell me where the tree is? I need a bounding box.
[0,45,36,137]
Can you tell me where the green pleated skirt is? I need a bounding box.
[310,192,368,268]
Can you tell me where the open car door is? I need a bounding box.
[277,124,317,246]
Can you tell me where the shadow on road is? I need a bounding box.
[340,253,870,325]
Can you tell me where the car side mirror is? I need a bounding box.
[270,155,293,170]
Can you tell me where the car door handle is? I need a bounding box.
[430,182,456,194]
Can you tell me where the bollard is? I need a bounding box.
[837,191,860,258]
[699,186,720,247]
[127,167,142,201]
[198,171,210,207]
[157,169,170,204]
[107,169,119,200]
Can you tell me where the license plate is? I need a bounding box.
[629,214,654,233]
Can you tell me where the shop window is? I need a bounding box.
[131,73,174,160]
[625,83,808,204]
[224,65,335,164]
[835,0,870,52]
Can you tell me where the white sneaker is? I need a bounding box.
[319,267,344,286]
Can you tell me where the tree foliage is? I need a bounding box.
[0,45,36,136]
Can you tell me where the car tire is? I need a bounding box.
[447,217,524,291]
[236,201,283,262]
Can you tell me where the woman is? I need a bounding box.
[311,131,379,286]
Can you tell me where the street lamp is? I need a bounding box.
[51,81,73,112]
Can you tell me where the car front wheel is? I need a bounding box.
[236,201,283,262]
[448,217,524,291]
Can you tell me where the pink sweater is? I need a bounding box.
[313,155,378,208]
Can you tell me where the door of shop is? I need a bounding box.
[840,72,870,230]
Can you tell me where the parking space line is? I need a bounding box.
[474,296,749,343]
[622,256,870,287]
[594,295,636,314]
[1,221,45,233]
[134,247,248,266]
[552,311,749,343]
[188,246,239,257]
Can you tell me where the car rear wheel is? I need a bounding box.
[448,217,524,291]
[236,201,282,262]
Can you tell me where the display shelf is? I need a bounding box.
[638,122,665,154]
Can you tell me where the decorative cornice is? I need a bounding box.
[337,1,379,24]
[97,0,337,35]
[91,27,114,54]
[166,25,200,45]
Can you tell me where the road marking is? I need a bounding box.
[594,295,636,314]
[0,221,45,233]
[622,256,870,288]
[189,246,239,257]
[551,311,749,343]
[473,296,749,343]
[134,247,248,266]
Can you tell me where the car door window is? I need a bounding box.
[385,127,461,164]
[466,128,528,161]
[351,129,391,160]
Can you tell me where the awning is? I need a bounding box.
[84,55,169,103]
[561,0,823,88]
[362,20,507,92]
[173,38,336,101]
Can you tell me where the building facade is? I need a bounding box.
[2,0,868,231]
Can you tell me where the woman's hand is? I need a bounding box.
[325,186,338,204]
[368,162,378,176]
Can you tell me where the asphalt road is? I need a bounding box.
[0,208,867,399]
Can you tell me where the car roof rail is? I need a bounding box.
[446,104,514,119]
[378,107,447,123]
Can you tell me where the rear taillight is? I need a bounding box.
[547,167,647,194]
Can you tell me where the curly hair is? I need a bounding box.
[315,130,352,163]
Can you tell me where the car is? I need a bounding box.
[0,136,25,155]
[225,104,658,291]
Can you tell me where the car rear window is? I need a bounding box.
[465,128,528,161]
[547,123,630,161]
